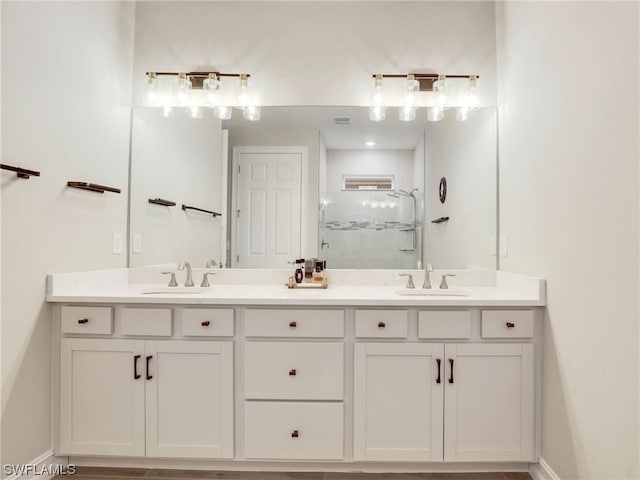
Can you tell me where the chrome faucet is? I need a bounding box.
[399,273,415,289]
[178,262,194,287]
[422,263,433,289]
[439,273,456,289]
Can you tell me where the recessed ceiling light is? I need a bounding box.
[365,141,375,147]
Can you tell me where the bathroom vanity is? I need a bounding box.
[47,268,544,473]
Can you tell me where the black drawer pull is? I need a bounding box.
[289,369,297,376]
[146,355,153,380]
[377,321,386,328]
[289,321,297,328]
[291,430,299,438]
[201,321,210,327]
[448,358,454,384]
[506,322,515,328]
[436,358,441,384]
[133,355,141,380]
[77,318,89,324]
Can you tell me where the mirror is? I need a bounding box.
[129,106,497,270]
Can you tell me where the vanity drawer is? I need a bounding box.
[244,342,343,400]
[355,310,408,338]
[418,310,472,339]
[482,310,534,338]
[244,401,343,460]
[182,308,234,337]
[61,306,112,335]
[244,309,344,338]
[121,308,172,336]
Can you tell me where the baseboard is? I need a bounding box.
[3,450,68,480]
[529,457,561,480]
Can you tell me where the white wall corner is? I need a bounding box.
[529,458,561,480]
[3,450,69,480]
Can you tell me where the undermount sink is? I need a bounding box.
[142,287,210,295]
[394,289,470,297]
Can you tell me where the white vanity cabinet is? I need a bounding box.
[353,309,536,463]
[57,307,234,459]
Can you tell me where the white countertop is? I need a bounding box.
[46,269,545,307]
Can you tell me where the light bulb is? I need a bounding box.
[214,105,232,120]
[175,73,191,107]
[203,73,220,107]
[243,105,261,121]
[427,106,444,122]
[146,72,159,106]
[236,74,251,108]
[369,105,386,122]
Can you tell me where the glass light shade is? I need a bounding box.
[461,75,479,111]
[214,105,233,120]
[146,72,159,106]
[370,74,385,108]
[403,74,419,109]
[433,74,448,110]
[188,106,203,119]
[369,105,386,122]
[243,105,261,121]
[456,106,472,122]
[399,105,417,122]
[235,74,252,108]
[427,106,444,122]
[175,73,191,107]
[203,73,220,107]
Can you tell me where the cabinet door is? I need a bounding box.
[145,341,234,458]
[59,339,145,456]
[444,343,534,462]
[354,343,444,461]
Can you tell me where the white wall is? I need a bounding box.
[496,2,639,478]
[424,108,497,270]
[129,108,223,268]
[1,1,135,469]
[132,1,497,107]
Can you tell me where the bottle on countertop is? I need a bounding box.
[294,258,304,283]
[312,260,325,283]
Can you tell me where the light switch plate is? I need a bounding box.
[112,233,123,254]
[132,234,142,254]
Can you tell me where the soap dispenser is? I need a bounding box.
[294,259,304,283]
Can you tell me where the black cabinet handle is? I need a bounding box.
[201,321,210,327]
[291,430,299,438]
[146,355,153,380]
[289,321,297,328]
[289,369,297,376]
[377,322,386,328]
[436,358,441,384]
[133,355,141,380]
[77,318,89,324]
[506,322,515,328]
[448,358,454,384]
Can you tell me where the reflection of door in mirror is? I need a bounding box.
[232,147,307,268]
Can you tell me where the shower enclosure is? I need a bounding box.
[319,189,422,269]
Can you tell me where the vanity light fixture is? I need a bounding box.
[370,73,479,122]
[145,71,260,121]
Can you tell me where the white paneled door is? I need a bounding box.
[235,148,304,268]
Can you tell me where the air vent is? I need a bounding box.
[343,175,394,191]
[333,116,352,125]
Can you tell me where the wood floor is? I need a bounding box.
[57,467,532,480]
